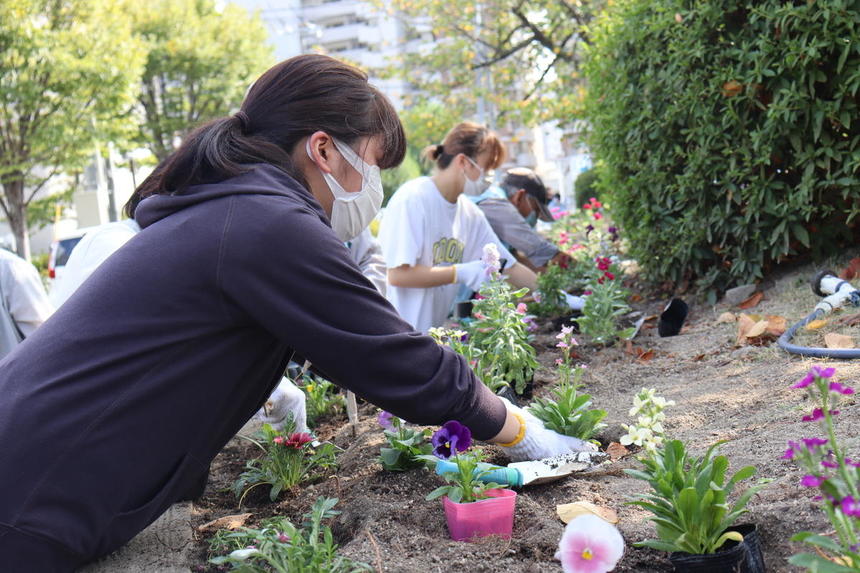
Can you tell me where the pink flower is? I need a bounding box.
[802,437,828,449]
[278,533,291,543]
[557,341,569,349]
[802,409,839,422]
[793,365,836,388]
[800,475,825,488]
[583,203,592,210]
[604,272,615,281]
[829,382,855,395]
[593,212,603,220]
[821,459,839,468]
[842,496,860,518]
[555,358,564,366]
[583,290,592,296]
[516,303,527,314]
[590,198,602,208]
[273,436,285,445]
[569,244,585,251]
[556,514,624,573]
[283,433,313,449]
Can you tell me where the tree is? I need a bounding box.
[381,0,604,127]
[0,0,145,259]
[126,0,274,161]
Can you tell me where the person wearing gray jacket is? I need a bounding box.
[471,168,570,271]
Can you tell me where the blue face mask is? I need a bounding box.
[525,211,538,228]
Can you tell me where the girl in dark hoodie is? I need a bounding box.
[0,54,591,571]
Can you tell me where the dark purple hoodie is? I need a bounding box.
[0,164,505,570]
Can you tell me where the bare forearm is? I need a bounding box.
[503,262,538,292]
[387,264,456,288]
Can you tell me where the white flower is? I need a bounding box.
[481,243,501,274]
[556,514,625,573]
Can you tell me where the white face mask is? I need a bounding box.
[306,137,383,242]
[462,155,490,196]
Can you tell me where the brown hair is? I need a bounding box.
[134,54,406,201]
[421,121,506,170]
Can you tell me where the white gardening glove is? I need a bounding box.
[453,259,490,292]
[563,291,586,311]
[255,377,308,433]
[497,397,598,462]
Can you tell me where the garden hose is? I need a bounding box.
[777,270,860,359]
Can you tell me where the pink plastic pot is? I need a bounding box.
[443,488,517,542]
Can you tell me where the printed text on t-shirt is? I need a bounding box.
[432,237,464,265]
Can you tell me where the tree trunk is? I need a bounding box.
[4,177,31,261]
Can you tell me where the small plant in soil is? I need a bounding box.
[782,365,860,570]
[532,262,575,317]
[428,326,510,394]
[209,497,371,572]
[528,326,606,440]
[625,438,765,555]
[233,423,337,503]
[576,263,634,345]
[299,374,345,428]
[377,411,432,471]
[419,420,502,503]
[467,244,539,395]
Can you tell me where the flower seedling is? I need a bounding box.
[419,421,502,503]
[528,326,606,440]
[233,423,337,503]
[377,411,433,472]
[782,365,860,570]
[625,438,764,555]
[469,245,539,394]
[209,497,371,572]
[299,374,345,427]
[576,269,634,345]
[556,514,625,573]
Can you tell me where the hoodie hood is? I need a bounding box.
[135,164,324,229]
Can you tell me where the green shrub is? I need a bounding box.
[574,168,601,207]
[585,0,860,299]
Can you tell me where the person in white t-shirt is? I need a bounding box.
[378,121,539,332]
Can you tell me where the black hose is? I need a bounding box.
[778,309,860,359]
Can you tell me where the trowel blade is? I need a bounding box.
[509,451,609,485]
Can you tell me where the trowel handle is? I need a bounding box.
[434,460,522,487]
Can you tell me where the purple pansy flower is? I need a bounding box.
[431,420,472,459]
[377,411,395,431]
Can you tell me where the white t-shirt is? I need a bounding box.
[49,219,141,308]
[378,176,512,332]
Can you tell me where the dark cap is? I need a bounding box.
[501,167,554,222]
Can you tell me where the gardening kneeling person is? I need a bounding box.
[0,55,590,573]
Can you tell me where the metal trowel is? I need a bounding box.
[434,450,609,488]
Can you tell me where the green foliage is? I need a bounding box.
[209,497,371,572]
[379,415,433,472]
[299,374,345,428]
[574,168,601,207]
[233,423,337,503]
[532,263,575,317]
[585,0,860,297]
[381,151,421,206]
[377,0,603,126]
[0,0,146,257]
[428,326,509,394]
[123,0,273,160]
[625,439,765,555]
[469,277,539,394]
[528,382,606,440]
[577,277,634,345]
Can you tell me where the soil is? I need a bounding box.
[110,261,860,572]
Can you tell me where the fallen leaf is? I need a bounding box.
[736,313,757,345]
[197,513,252,533]
[629,293,643,303]
[693,353,706,361]
[765,315,787,336]
[717,312,737,324]
[805,319,828,330]
[674,12,683,23]
[557,501,619,525]
[839,257,860,280]
[721,80,743,98]
[606,442,629,461]
[624,340,634,355]
[825,333,855,349]
[636,349,656,362]
[737,291,763,309]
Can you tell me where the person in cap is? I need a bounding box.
[471,167,570,272]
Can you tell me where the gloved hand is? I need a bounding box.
[563,291,586,311]
[255,377,308,433]
[453,259,491,292]
[496,397,598,462]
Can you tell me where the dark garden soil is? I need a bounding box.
[185,261,860,573]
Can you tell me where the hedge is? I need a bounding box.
[584,0,860,298]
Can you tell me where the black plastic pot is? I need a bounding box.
[658,298,688,337]
[669,524,765,573]
[454,301,474,319]
[550,312,581,332]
